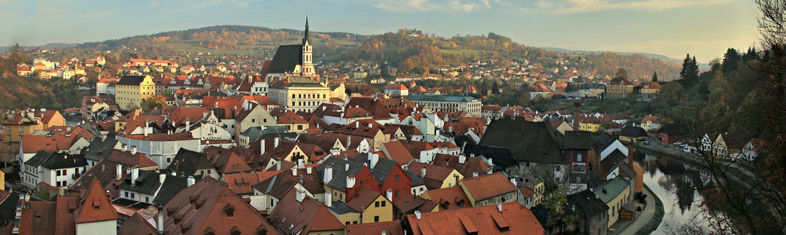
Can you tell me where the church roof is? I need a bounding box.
[268,44,303,74]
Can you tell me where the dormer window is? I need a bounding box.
[224,205,235,217]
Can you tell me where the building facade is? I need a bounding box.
[115,75,156,111]
[406,95,482,116]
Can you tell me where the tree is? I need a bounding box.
[142,95,166,111]
[491,81,500,94]
[679,54,699,84]
[652,71,659,82]
[615,68,629,80]
[755,0,786,48]
[722,48,741,74]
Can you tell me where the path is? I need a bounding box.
[614,184,662,235]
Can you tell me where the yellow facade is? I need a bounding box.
[579,122,601,132]
[115,75,156,111]
[326,187,348,202]
[0,170,5,191]
[1,111,65,162]
[361,196,393,223]
[606,186,631,228]
[269,77,331,113]
[438,170,464,188]
[335,211,361,225]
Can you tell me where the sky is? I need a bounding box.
[0,0,762,62]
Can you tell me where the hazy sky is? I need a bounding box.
[0,0,762,62]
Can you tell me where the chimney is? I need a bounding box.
[414,210,422,220]
[370,153,379,169]
[292,167,298,176]
[323,165,333,183]
[187,176,196,187]
[346,175,356,188]
[159,173,166,184]
[324,191,332,207]
[186,120,191,130]
[368,123,372,128]
[345,163,350,172]
[473,171,479,177]
[131,168,139,185]
[132,146,137,155]
[157,207,165,234]
[260,139,266,155]
[487,158,493,166]
[458,154,466,164]
[306,166,313,174]
[298,158,306,169]
[497,203,503,213]
[296,188,305,203]
[122,144,127,152]
[274,137,279,148]
[421,167,427,178]
[116,164,122,180]
[355,122,359,129]
[510,178,517,187]
[386,189,393,202]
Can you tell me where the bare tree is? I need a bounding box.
[755,0,786,48]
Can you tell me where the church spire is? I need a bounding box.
[303,15,310,45]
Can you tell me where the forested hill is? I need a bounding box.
[45,25,680,80]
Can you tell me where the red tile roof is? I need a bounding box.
[20,134,84,154]
[383,140,415,165]
[425,186,470,210]
[163,177,278,234]
[19,201,57,235]
[269,189,344,234]
[406,202,543,235]
[74,178,119,223]
[460,173,517,202]
[346,220,403,235]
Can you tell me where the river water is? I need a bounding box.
[635,153,714,234]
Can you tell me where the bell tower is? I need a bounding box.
[301,16,315,78]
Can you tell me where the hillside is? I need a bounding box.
[32,25,680,80]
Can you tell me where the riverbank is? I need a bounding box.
[614,183,664,235]
[634,142,755,186]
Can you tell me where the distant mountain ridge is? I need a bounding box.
[12,25,681,80]
[541,47,681,64]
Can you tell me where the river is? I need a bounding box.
[635,153,715,234]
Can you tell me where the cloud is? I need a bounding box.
[517,0,732,14]
[371,0,495,13]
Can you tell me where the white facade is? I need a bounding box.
[116,136,201,169]
[76,220,117,235]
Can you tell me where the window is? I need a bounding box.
[395,175,399,182]
[375,201,380,207]
[577,154,583,162]
[381,201,386,207]
[374,216,380,222]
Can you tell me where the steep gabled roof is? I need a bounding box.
[268,44,303,74]
[74,179,119,223]
[270,189,345,234]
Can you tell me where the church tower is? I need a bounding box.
[301,17,315,78]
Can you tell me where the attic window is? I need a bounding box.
[224,205,235,217]
[92,199,101,209]
[204,228,215,235]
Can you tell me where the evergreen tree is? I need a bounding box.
[722,48,741,74]
[652,71,659,82]
[679,54,699,84]
[491,81,500,94]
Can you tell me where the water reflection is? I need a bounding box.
[635,153,712,233]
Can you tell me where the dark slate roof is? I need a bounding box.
[349,154,397,184]
[26,151,88,169]
[316,157,365,191]
[562,131,594,149]
[328,201,358,215]
[476,119,566,164]
[117,75,146,85]
[593,176,630,203]
[267,44,303,74]
[463,144,517,169]
[567,190,609,219]
[591,135,615,153]
[405,170,425,187]
[0,191,19,222]
[152,175,189,206]
[169,148,215,177]
[25,151,55,168]
[619,163,636,181]
[82,134,118,161]
[119,170,161,195]
[252,174,298,199]
[619,126,648,138]
[601,150,627,174]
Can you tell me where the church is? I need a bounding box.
[265,17,317,81]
